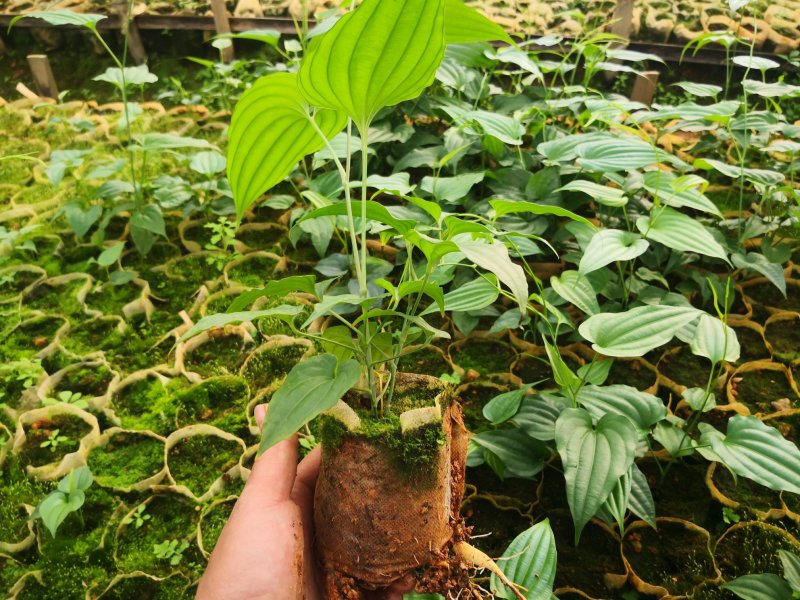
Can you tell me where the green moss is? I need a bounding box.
[173,376,250,438]
[451,340,517,376]
[241,343,307,390]
[0,458,45,542]
[168,254,221,287]
[84,283,142,316]
[99,573,192,600]
[714,521,800,579]
[0,316,66,361]
[113,376,183,436]
[168,435,242,497]
[397,347,451,377]
[320,382,448,482]
[225,255,279,288]
[0,269,42,301]
[55,364,114,397]
[184,334,254,378]
[87,432,165,489]
[200,500,235,555]
[22,279,86,320]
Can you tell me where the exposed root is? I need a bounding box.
[453,541,527,600]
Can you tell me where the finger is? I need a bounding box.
[254,403,267,428]
[291,445,321,517]
[245,434,299,503]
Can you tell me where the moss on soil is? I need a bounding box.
[225,255,279,288]
[200,500,235,555]
[173,376,250,437]
[658,345,713,388]
[55,364,114,397]
[450,341,517,376]
[241,343,307,391]
[736,369,796,413]
[184,334,254,378]
[167,434,242,497]
[714,521,800,579]
[397,347,451,377]
[20,414,90,467]
[22,279,86,319]
[87,432,165,489]
[0,269,41,300]
[0,317,66,361]
[112,376,183,436]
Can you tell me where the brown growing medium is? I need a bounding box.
[314,373,475,599]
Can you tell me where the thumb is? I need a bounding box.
[244,403,298,503]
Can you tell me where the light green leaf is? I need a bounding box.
[576,385,667,433]
[227,73,346,219]
[690,313,740,364]
[429,274,499,313]
[557,180,627,207]
[301,201,415,234]
[576,138,680,172]
[695,158,785,187]
[672,81,722,98]
[742,79,800,98]
[578,305,700,357]
[683,387,717,413]
[260,355,361,453]
[721,574,793,600]
[133,133,214,152]
[10,10,105,29]
[179,306,303,342]
[226,276,318,312]
[555,408,638,543]
[637,207,728,263]
[420,172,484,203]
[599,468,631,534]
[778,550,800,592]
[298,0,446,131]
[444,0,511,44]
[550,271,600,316]
[642,171,721,217]
[489,199,594,228]
[93,65,158,89]
[97,243,124,268]
[579,229,649,275]
[352,173,414,196]
[577,359,613,386]
[215,28,280,46]
[492,519,557,600]
[189,151,226,176]
[731,55,780,71]
[455,237,528,314]
[511,393,569,442]
[732,253,786,298]
[701,416,800,495]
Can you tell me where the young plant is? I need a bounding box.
[153,539,189,565]
[204,217,241,270]
[40,429,70,453]
[32,466,93,537]
[42,391,89,410]
[722,549,800,600]
[123,503,151,529]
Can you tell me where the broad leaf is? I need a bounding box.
[701,416,800,495]
[732,252,786,298]
[428,274,499,313]
[778,550,800,592]
[490,199,594,228]
[227,276,318,312]
[628,463,656,528]
[576,385,667,433]
[10,10,105,29]
[455,236,529,314]
[298,0,446,131]
[637,207,728,263]
[420,172,484,203]
[555,408,637,543]
[690,313,740,364]
[721,574,793,600]
[579,229,649,275]
[550,271,600,316]
[579,305,700,357]
[133,133,214,152]
[557,180,627,207]
[642,171,721,217]
[492,519,557,600]
[94,65,158,89]
[444,0,512,44]
[471,430,548,480]
[179,306,303,342]
[260,354,361,453]
[483,384,533,425]
[599,468,631,534]
[301,201,415,234]
[227,73,346,219]
[511,393,569,442]
[576,138,680,172]
[190,151,227,176]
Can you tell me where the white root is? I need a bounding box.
[453,541,527,600]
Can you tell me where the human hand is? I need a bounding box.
[197,405,416,600]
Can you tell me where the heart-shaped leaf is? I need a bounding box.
[491,519,557,599]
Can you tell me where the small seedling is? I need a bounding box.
[123,503,151,529]
[154,539,189,565]
[722,507,741,525]
[440,372,461,385]
[204,217,241,269]
[32,466,93,537]
[43,390,89,410]
[40,429,69,453]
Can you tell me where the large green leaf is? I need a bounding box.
[578,305,700,357]
[628,463,656,528]
[483,384,533,425]
[227,73,346,219]
[511,393,569,442]
[298,0,446,131]
[642,171,721,217]
[178,306,303,342]
[426,274,499,313]
[579,229,649,275]
[637,207,728,263]
[10,10,106,29]
[721,574,793,600]
[576,385,667,433]
[732,252,786,298]
[576,137,681,172]
[260,354,361,453]
[490,199,594,228]
[557,180,627,207]
[689,313,740,364]
[491,519,557,600]
[701,416,800,495]
[455,236,529,314]
[226,276,318,313]
[599,467,632,534]
[550,271,600,316]
[301,201,415,234]
[471,430,549,479]
[779,550,800,592]
[555,408,637,543]
[444,0,512,44]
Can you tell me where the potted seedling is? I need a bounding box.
[184,0,556,597]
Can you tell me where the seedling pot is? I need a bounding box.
[314,373,469,597]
